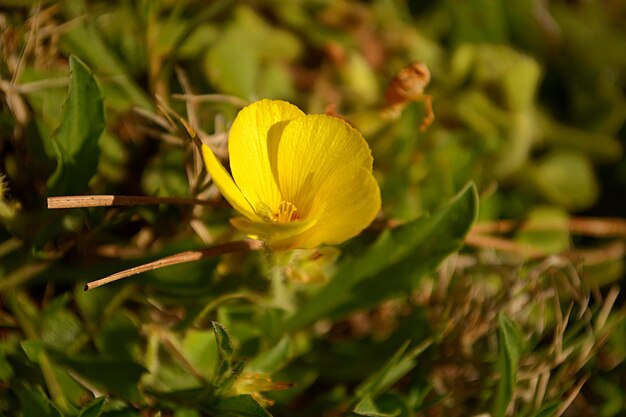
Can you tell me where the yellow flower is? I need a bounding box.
[202,99,381,250]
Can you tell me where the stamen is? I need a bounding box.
[273,201,300,223]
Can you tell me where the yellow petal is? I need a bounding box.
[201,144,259,221]
[230,215,317,250]
[292,166,381,249]
[229,99,305,216]
[267,114,374,217]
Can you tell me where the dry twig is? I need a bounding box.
[84,240,262,291]
[47,195,219,209]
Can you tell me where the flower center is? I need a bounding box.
[273,200,300,223]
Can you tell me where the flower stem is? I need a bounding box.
[268,251,296,312]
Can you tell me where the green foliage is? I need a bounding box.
[493,315,524,417]
[204,395,272,417]
[47,55,105,196]
[353,340,431,416]
[77,397,105,417]
[286,183,477,329]
[205,6,301,100]
[1,1,625,416]
[526,403,559,417]
[531,150,599,211]
[354,393,400,417]
[17,383,64,417]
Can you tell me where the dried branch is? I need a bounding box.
[464,232,545,258]
[472,217,626,237]
[171,93,248,108]
[47,195,219,209]
[84,240,262,291]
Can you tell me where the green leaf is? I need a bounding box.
[77,396,106,417]
[16,383,64,417]
[41,305,82,351]
[249,336,292,374]
[354,393,400,417]
[356,340,431,400]
[515,206,570,254]
[205,394,272,417]
[95,311,141,360]
[448,0,508,44]
[531,150,599,211]
[50,353,145,401]
[141,148,189,198]
[501,53,541,112]
[59,2,152,109]
[217,359,247,394]
[21,340,44,363]
[525,402,559,417]
[493,314,524,417]
[0,345,13,381]
[285,183,478,330]
[47,55,105,196]
[182,329,219,380]
[74,284,117,324]
[213,321,235,359]
[540,115,623,163]
[175,409,202,417]
[144,386,215,404]
[204,6,300,99]
[212,321,246,392]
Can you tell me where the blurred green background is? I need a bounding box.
[1,1,625,416]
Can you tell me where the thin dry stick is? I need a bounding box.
[175,67,199,131]
[154,97,207,167]
[177,113,204,151]
[470,220,520,235]
[160,332,208,383]
[555,375,589,417]
[464,233,545,258]
[569,217,626,237]
[472,217,626,237]
[567,241,625,265]
[0,77,68,94]
[84,240,262,291]
[595,285,620,332]
[171,93,248,108]
[175,67,204,191]
[11,3,40,84]
[138,126,185,146]
[133,107,174,130]
[47,195,219,209]
[0,262,50,293]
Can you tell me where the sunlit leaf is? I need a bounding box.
[515,206,570,254]
[285,183,478,329]
[531,150,599,211]
[204,6,300,99]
